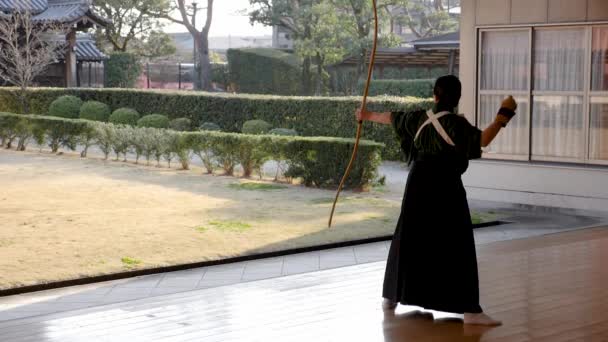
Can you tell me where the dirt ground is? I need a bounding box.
[0,149,402,289]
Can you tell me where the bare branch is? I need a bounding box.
[0,11,67,112]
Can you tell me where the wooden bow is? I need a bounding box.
[328,0,379,228]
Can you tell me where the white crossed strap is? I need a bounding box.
[414,110,456,147]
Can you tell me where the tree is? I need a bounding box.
[127,30,177,58]
[93,0,175,58]
[330,0,402,84]
[295,1,350,95]
[249,0,320,95]
[0,12,66,113]
[149,0,215,91]
[388,0,458,39]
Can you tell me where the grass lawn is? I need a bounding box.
[0,149,497,290]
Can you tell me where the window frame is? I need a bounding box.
[476,23,608,166]
[589,26,608,165]
[477,27,532,161]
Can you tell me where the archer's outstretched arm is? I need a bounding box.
[355,109,392,125]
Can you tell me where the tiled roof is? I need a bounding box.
[411,31,460,47]
[75,36,106,61]
[0,0,47,15]
[0,0,109,26]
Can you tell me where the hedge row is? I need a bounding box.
[0,112,383,189]
[0,88,433,160]
[360,79,435,98]
[226,48,302,95]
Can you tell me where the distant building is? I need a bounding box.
[0,0,109,87]
[272,25,294,50]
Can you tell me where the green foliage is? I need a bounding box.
[48,95,83,119]
[109,108,140,126]
[227,48,302,95]
[269,128,298,136]
[121,257,141,267]
[211,63,229,89]
[199,122,221,132]
[362,79,435,97]
[137,114,170,129]
[281,136,382,189]
[79,101,111,122]
[0,87,433,160]
[93,0,172,56]
[105,52,142,88]
[169,117,192,132]
[132,30,177,58]
[0,112,384,189]
[241,119,272,135]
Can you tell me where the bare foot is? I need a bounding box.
[464,312,502,326]
[382,298,398,310]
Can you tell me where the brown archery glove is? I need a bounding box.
[496,96,517,127]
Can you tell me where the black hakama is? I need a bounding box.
[382,109,484,314]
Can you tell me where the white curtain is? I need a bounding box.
[480,95,529,155]
[532,96,584,159]
[479,30,530,156]
[481,31,529,91]
[532,28,586,159]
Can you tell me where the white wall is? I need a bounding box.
[460,0,608,212]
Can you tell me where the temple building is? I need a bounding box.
[0,0,109,87]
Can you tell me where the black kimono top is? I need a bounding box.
[391,109,482,173]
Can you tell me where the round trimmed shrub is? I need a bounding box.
[169,118,192,131]
[109,108,140,126]
[199,122,221,131]
[79,101,111,122]
[269,128,298,136]
[48,95,83,119]
[241,119,272,135]
[137,114,170,128]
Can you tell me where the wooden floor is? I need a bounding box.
[0,227,607,342]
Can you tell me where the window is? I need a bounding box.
[477,25,608,165]
[479,30,530,158]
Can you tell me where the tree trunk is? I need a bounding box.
[302,56,313,95]
[195,33,212,91]
[315,53,324,95]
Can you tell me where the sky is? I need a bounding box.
[165,0,272,37]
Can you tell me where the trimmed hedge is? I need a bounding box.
[79,101,111,122]
[269,128,298,136]
[227,48,302,95]
[199,122,221,131]
[48,95,83,119]
[138,114,170,128]
[109,108,140,126]
[0,87,434,160]
[0,112,383,189]
[170,118,193,131]
[361,79,435,98]
[0,112,88,153]
[242,119,272,135]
